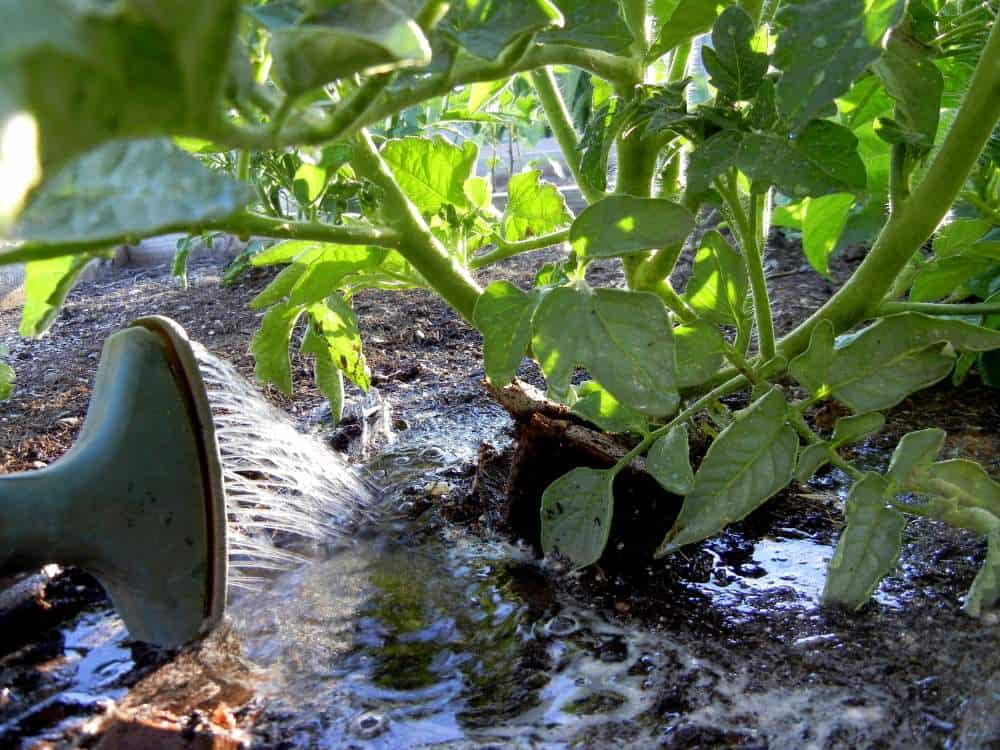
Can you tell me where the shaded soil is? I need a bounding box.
[1,232,999,749]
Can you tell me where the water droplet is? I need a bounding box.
[352,711,388,739]
[813,71,826,86]
[813,36,827,48]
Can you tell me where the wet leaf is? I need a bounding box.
[503,171,571,243]
[540,467,615,568]
[773,0,905,129]
[570,195,695,259]
[474,281,537,386]
[648,424,694,495]
[657,389,797,555]
[539,0,634,54]
[823,473,905,611]
[252,301,307,395]
[801,193,854,280]
[684,230,747,326]
[531,286,679,417]
[301,322,345,423]
[571,380,649,435]
[702,6,768,101]
[381,136,478,215]
[14,139,253,246]
[965,531,1000,618]
[304,296,370,390]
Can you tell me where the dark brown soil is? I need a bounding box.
[1,232,999,749]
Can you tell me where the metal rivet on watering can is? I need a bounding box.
[352,711,388,739]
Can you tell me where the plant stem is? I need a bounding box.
[889,143,910,211]
[236,150,251,182]
[530,68,603,204]
[350,129,483,322]
[877,300,1000,316]
[233,212,403,246]
[667,41,691,82]
[787,409,864,481]
[470,228,570,269]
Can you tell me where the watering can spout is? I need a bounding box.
[0,317,227,647]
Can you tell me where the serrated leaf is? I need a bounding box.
[887,428,946,486]
[503,171,571,242]
[540,467,615,568]
[570,196,695,259]
[440,0,562,59]
[801,193,854,279]
[571,380,649,435]
[823,473,905,611]
[531,286,679,417]
[656,389,797,554]
[252,302,306,395]
[19,254,95,337]
[381,136,478,215]
[293,163,328,205]
[684,230,747,326]
[796,442,833,482]
[965,531,1000,617]
[579,97,635,192]
[304,296,370,390]
[474,281,537,386]
[538,0,634,53]
[687,130,742,196]
[831,412,885,447]
[647,0,729,62]
[870,27,942,152]
[790,314,1000,413]
[674,320,727,389]
[14,139,253,246]
[252,264,308,310]
[702,6,768,101]
[0,0,240,171]
[910,257,996,302]
[738,121,867,198]
[267,0,431,94]
[648,424,694,495]
[773,0,905,129]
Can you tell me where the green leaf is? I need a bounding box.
[823,473,905,611]
[674,321,727,389]
[656,389,797,554]
[686,131,742,196]
[831,412,885,447]
[795,442,833,482]
[474,281,537,386]
[965,531,1000,618]
[647,0,729,62]
[910,257,997,302]
[570,195,695,259]
[934,218,992,258]
[920,460,1000,518]
[702,6,768,101]
[789,314,1000,413]
[684,230,747,326]
[171,236,195,289]
[648,424,694,495]
[801,193,854,279]
[251,301,306,395]
[266,0,431,94]
[538,0,634,53]
[0,360,13,401]
[301,322,345,423]
[0,0,240,172]
[870,27,942,152]
[304,296,370,390]
[571,380,649,435]
[440,0,562,59]
[19,254,95,337]
[540,467,615,568]
[503,171,571,242]
[531,286,680,417]
[738,121,867,199]
[886,428,946,486]
[14,139,253,246]
[381,136,478,215]
[773,0,905,129]
[252,264,308,310]
[293,163,328,205]
[579,97,635,192]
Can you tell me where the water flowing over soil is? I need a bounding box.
[1,248,999,748]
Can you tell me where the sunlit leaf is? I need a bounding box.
[647,0,729,62]
[702,6,768,101]
[251,301,306,395]
[503,171,571,243]
[570,195,694,259]
[304,295,370,390]
[474,281,537,385]
[19,253,96,337]
[381,136,478,215]
[539,0,634,53]
[684,230,747,326]
[801,193,854,279]
[572,380,650,435]
[440,0,562,59]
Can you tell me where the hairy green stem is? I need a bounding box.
[530,68,603,204]
[236,150,251,183]
[877,300,1000,316]
[350,130,482,322]
[470,228,570,269]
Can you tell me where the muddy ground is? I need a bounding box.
[1,234,999,749]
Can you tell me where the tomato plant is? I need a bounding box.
[2,0,999,613]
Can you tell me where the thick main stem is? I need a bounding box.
[350,130,482,323]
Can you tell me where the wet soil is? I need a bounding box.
[1,233,999,749]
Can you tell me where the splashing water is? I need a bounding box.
[192,347,378,592]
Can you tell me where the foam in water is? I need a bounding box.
[192,346,378,591]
